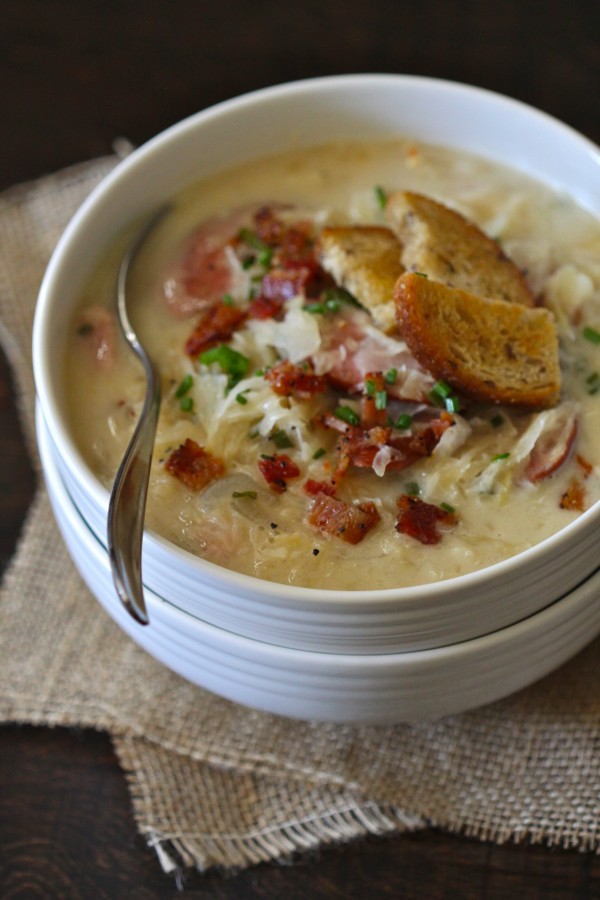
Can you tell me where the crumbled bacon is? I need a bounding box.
[576,454,593,478]
[252,206,314,264]
[265,360,328,399]
[395,494,457,545]
[185,301,247,356]
[258,453,301,493]
[307,493,380,544]
[247,294,285,320]
[361,372,388,427]
[560,478,586,511]
[165,439,225,491]
[318,410,453,477]
[303,478,337,497]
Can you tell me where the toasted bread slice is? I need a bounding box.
[315,225,404,332]
[386,191,534,307]
[394,272,560,408]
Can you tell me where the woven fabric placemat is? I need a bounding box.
[1,159,600,876]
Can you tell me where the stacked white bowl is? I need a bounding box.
[33,75,600,723]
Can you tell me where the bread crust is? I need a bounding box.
[315,225,403,332]
[394,272,560,409]
[386,191,534,307]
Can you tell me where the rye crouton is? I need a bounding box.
[394,272,560,409]
[315,225,404,332]
[386,191,534,307]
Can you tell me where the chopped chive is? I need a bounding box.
[258,247,273,268]
[260,453,275,461]
[232,490,258,499]
[431,379,453,399]
[490,414,504,428]
[583,326,600,344]
[175,374,193,398]
[384,368,397,384]
[375,390,387,410]
[254,368,265,377]
[199,344,250,390]
[313,447,327,459]
[238,227,269,251]
[404,481,420,496]
[235,391,249,405]
[365,378,375,397]
[393,413,413,430]
[324,296,341,313]
[241,255,255,270]
[586,371,600,394]
[271,428,294,449]
[305,302,325,314]
[334,405,361,426]
[321,286,362,308]
[440,502,456,514]
[222,293,235,306]
[492,452,510,462]
[374,185,387,209]
[414,271,429,278]
[429,379,459,411]
[179,396,194,413]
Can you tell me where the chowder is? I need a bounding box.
[65,139,600,589]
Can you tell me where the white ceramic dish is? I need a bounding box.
[32,75,600,703]
[38,403,600,723]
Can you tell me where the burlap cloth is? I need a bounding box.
[1,157,600,877]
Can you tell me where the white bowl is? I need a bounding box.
[32,75,600,714]
[37,403,600,723]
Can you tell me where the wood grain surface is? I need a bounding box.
[1,0,599,895]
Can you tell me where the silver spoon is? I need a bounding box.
[108,206,171,625]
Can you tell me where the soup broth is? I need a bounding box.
[65,139,600,589]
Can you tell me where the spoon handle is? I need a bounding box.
[108,364,160,624]
[107,206,170,626]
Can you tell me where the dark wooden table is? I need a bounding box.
[1,1,599,895]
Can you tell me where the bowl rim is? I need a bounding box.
[32,72,600,607]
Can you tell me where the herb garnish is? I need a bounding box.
[199,344,250,390]
[334,405,361,426]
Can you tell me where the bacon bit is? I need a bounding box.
[185,301,247,356]
[361,372,388,427]
[258,453,301,493]
[304,479,337,497]
[395,494,457,545]
[560,478,586,511]
[253,205,286,246]
[318,411,452,476]
[165,439,225,491]
[308,493,380,544]
[576,454,593,478]
[265,360,328,399]
[559,454,593,511]
[247,294,285,320]
[253,206,314,263]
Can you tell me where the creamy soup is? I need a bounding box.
[65,139,600,589]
